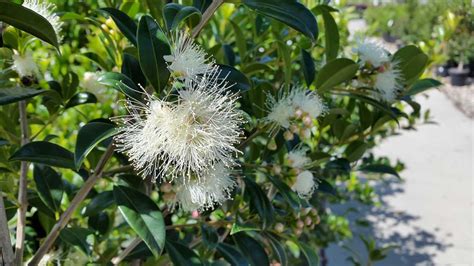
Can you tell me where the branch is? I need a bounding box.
[28,144,115,265]
[14,100,29,265]
[111,238,141,265]
[0,192,14,265]
[191,0,225,38]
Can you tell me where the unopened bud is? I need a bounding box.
[305,216,312,226]
[296,220,304,229]
[272,165,282,175]
[283,130,294,141]
[303,115,312,126]
[267,139,277,151]
[162,192,176,202]
[294,228,303,237]
[274,223,284,233]
[160,183,173,193]
[294,108,303,118]
[290,124,299,133]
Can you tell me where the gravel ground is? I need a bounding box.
[440,77,474,119]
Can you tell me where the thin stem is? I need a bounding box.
[14,100,29,265]
[28,144,115,265]
[103,165,133,176]
[111,238,141,265]
[191,0,225,38]
[238,128,262,150]
[0,191,14,265]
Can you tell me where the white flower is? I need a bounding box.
[174,164,235,212]
[163,31,214,80]
[292,170,317,198]
[287,148,310,169]
[22,0,63,43]
[113,70,243,181]
[12,53,38,77]
[290,87,326,118]
[374,63,403,102]
[266,96,293,128]
[353,39,389,68]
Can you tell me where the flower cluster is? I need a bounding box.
[286,148,318,198]
[114,32,242,212]
[266,86,326,139]
[352,39,404,102]
[12,53,38,78]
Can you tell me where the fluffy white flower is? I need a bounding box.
[22,0,63,43]
[353,39,389,68]
[113,70,243,181]
[287,148,310,169]
[163,31,214,80]
[290,87,326,118]
[374,63,403,102]
[12,53,38,77]
[266,96,293,128]
[174,164,235,211]
[292,170,317,198]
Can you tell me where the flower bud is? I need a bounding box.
[162,192,176,202]
[283,130,294,141]
[294,228,303,237]
[310,208,318,216]
[274,223,284,233]
[294,108,303,118]
[296,220,304,229]
[160,183,173,193]
[290,124,299,133]
[303,115,312,126]
[267,139,277,151]
[305,216,312,226]
[271,164,282,175]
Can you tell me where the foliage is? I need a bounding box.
[0,0,437,265]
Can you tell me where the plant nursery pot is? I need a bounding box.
[469,58,474,77]
[382,32,397,43]
[448,68,470,86]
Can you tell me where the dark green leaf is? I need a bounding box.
[233,232,269,266]
[10,141,75,169]
[122,53,147,87]
[163,3,202,31]
[0,87,44,105]
[217,64,251,92]
[216,243,249,266]
[244,177,274,229]
[74,121,117,169]
[317,179,336,196]
[243,0,318,41]
[298,242,319,266]
[266,175,301,209]
[265,233,288,266]
[0,2,59,49]
[28,190,55,218]
[301,49,315,86]
[124,241,153,261]
[392,45,428,85]
[359,164,400,178]
[201,224,219,249]
[113,185,165,257]
[314,5,339,60]
[315,58,358,91]
[33,165,63,213]
[97,72,143,101]
[82,191,115,217]
[88,212,110,235]
[100,8,138,46]
[404,78,441,96]
[64,92,97,108]
[165,240,202,266]
[137,15,170,93]
[59,227,94,255]
[230,222,261,235]
[345,140,368,162]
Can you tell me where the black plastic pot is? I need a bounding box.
[449,68,470,86]
[382,32,397,43]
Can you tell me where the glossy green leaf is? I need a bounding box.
[314,5,339,60]
[33,165,63,213]
[98,72,143,101]
[393,45,428,85]
[137,15,170,93]
[74,121,117,169]
[315,58,358,91]
[243,0,318,41]
[359,164,400,178]
[265,233,288,266]
[216,243,249,266]
[59,227,94,255]
[233,232,269,266]
[345,140,369,162]
[165,240,202,266]
[0,87,44,105]
[163,3,202,31]
[230,20,247,61]
[0,2,59,49]
[298,242,319,266]
[217,64,251,92]
[122,53,147,87]
[230,222,261,235]
[266,175,301,209]
[88,212,110,235]
[404,78,441,96]
[10,141,75,169]
[244,177,274,229]
[100,8,138,46]
[113,185,165,257]
[317,179,337,196]
[64,92,97,108]
[82,191,115,217]
[28,191,55,218]
[301,49,315,86]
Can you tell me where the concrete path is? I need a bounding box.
[326,89,474,265]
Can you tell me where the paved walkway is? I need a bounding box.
[326,89,474,265]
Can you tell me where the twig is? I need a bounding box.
[238,128,262,150]
[28,144,115,265]
[191,0,225,38]
[103,165,133,176]
[14,100,29,265]
[0,191,14,265]
[111,238,141,265]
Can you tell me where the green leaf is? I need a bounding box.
[244,177,274,229]
[137,15,170,93]
[100,8,138,46]
[122,53,147,87]
[314,5,339,61]
[345,140,369,162]
[98,72,143,101]
[74,121,117,169]
[33,165,63,213]
[0,87,44,105]
[113,185,165,257]
[266,175,301,209]
[59,227,94,255]
[230,222,261,235]
[217,64,251,92]
[10,141,75,169]
[359,164,400,178]
[315,58,358,91]
[64,92,97,108]
[233,232,269,266]
[230,20,247,61]
[165,240,202,266]
[404,78,442,96]
[216,243,249,266]
[88,212,110,235]
[0,2,59,49]
[317,179,336,196]
[243,0,318,41]
[298,242,319,266]
[28,191,55,218]
[265,233,288,266]
[82,191,115,217]
[163,3,202,31]
[392,45,428,85]
[301,49,315,86]
[201,224,219,249]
